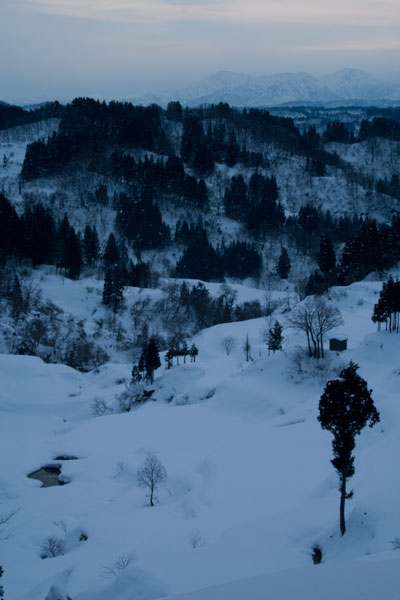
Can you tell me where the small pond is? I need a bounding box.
[27,465,67,487]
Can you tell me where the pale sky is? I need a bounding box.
[1,0,400,102]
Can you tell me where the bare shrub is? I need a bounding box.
[189,530,203,549]
[289,346,342,384]
[89,397,110,416]
[52,519,67,534]
[102,551,135,578]
[114,461,126,477]
[40,537,66,559]
[0,507,20,540]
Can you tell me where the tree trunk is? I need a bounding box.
[150,483,154,507]
[306,329,312,357]
[340,475,346,535]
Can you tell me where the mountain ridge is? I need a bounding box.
[132,68,400,108]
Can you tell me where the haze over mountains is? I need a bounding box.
[136,68,400,108]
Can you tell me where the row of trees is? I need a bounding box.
[175,235,262,281]
[224,172,284,235]
[131,336,199,384]
[109,154,209,208]
[165,343,198,367]
[306,216,400,295]
[372,277,400,332]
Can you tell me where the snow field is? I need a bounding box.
[2,273,400,599]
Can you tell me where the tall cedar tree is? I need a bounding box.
[372,277,400,332]
[145,337,161,383]
[268,321,283,353]
[318,362,380,535]
[317,234,336,276]
[277,247,291,279]
[102,267,124,312]
[10,274,24,320]
[103,233,119,269]
[83,225,99,266]
[0,193,20,261]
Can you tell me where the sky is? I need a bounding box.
[1,0,400,102]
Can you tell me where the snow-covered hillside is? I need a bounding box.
[2,273,400,599]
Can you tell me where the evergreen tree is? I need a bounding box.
[225,130,240,167]
[189,343,198,362]
[166,100,183,121]
[305,269,328,297]
[55,216,82,278]
[318,362,380,535]
[10,274,24,320]
[67,227,82,279]
[0,193,20,261]
[144,336,161,383]
[277,247,291,279]
[372,277,400,332]
[317,234,336,276]
[268,320,283,353]
[83,225,99,266]
[102,266,124,312]
[21,203,55,266]
[103,233,119,269]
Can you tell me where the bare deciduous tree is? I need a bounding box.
[222,336,237,356]
[137,452,167,507]
[288,298,343,358]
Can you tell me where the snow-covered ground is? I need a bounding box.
[2,273,400,599]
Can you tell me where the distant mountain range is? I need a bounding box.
[134,68,400,108]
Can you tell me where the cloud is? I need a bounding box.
[27,0,400,27]
[297,37,400,53]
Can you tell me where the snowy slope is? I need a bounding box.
[321,68,400,102]
[2,273,400,599]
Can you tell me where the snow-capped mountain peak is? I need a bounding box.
[133,68,400,107]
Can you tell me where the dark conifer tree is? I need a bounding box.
[189,343,198,362]
[67,227,82,279]
[21,203,55,266]
[102,266,124,312]
[305,269,328,297]
[268,321,283,353]
[277,247,291,279]
[10,274,24,320]
[83,225,99,266]
[197,179,208,209]
[56,215,82,278]
[318,362,380,535]
[317,234,336,276]
[144,336,161,383]
[0,193,20,261]
[166,100,183,122]
[103,233,119,269]
[225,130,240,167]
